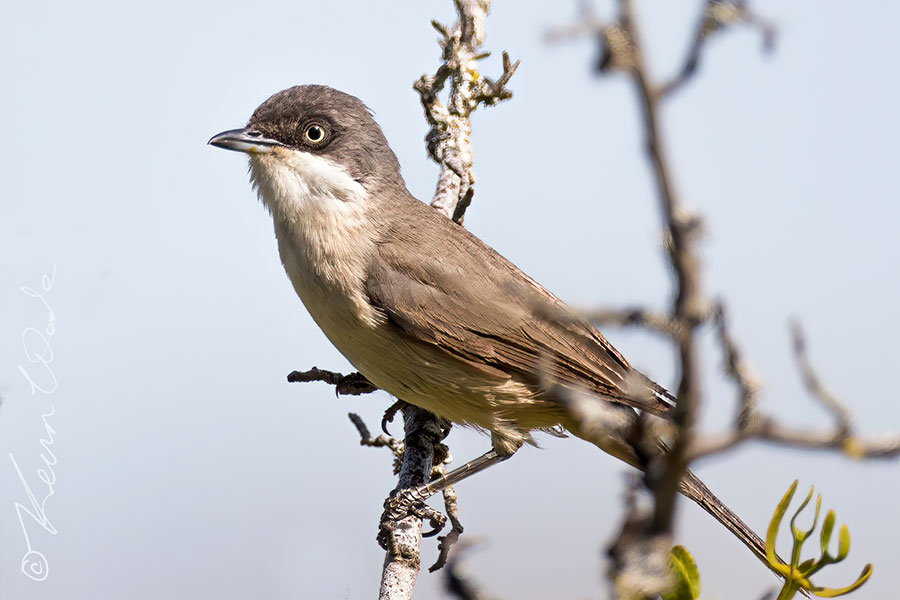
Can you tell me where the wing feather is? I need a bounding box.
[366,203,675,416]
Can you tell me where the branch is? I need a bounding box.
[687,316,900,461]
[582,306,681,338]
[349,412,404,460]
[443,540,495,600]
[429,444,466,572]
[790,320,852,434]
[415,0,519,223]
[548,0,895,597]
[378,408,448,600]
[659,0,776,98]
[612,0,705,543]
[287,367,378,396]
[379,3,518,597]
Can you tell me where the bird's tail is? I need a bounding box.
[679,470,767,565]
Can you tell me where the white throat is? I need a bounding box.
[249,147,367,222]
[248,147,378,325]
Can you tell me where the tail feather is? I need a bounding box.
[680,470,767,564]
[680,470,810,597]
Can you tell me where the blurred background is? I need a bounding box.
[1,1,898,598]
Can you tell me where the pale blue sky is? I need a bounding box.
[1,1,898,598]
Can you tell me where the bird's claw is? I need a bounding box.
[377,487,447,548]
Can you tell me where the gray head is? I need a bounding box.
[209,85,404,189]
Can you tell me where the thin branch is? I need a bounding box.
[443,540,495,600]
[688,314,900,461]
[415,0,519,223]
[582,306,681,338]
[429,444,466,572]
[790,320,853,434]
[348,412,404,459]
[287,367,378,396]
[659,0,777,98]
[688,413,900,461]
[613,0,706,541]
[378,408,447,600]
[711,302,762,428]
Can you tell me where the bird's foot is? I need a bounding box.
[378,487,446,548]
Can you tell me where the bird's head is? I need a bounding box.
[209,85,404,218]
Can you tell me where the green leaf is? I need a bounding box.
[663,545,701,600]
[836,525,851,562]
[811,564,873,597]
[820,510,836,556]
[768,480,799,567]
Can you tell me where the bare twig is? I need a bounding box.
[415,0,519,223]
[711,302,763,429]
[443,540,495,600]
[659,0,777,98]
[349,412,404,459]
[583,306,681,338]
[287,367,378,396]
[688,413,900,461]
[790,320,853,434]
[608,0,706,544]
[607,475,673,600]
[429,444,466,572]
[687,310,900,461]
[545,0,896,597]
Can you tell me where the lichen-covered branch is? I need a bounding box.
[378,408,447,600]
[377,3,519,597]
[287,366,378,396]
[415,0,519,223]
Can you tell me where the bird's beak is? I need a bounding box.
[208,128,282,154]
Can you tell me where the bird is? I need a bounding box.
[209,84,766,562]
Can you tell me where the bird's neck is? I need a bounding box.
[249,151,380,322]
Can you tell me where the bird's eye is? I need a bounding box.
[305,124,326,144]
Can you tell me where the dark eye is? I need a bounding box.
[305,124,326,144]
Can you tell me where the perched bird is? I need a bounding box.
[209,84,764,560]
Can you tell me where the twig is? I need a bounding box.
[348,412,404,459]
[548,1,895,598]
[790,320,852,434]
[378,408,448,600]
[688,312,900,461]
[415,0,519,223]
[443,540,495,600]
[659,0,777,98]
[711,302,762,429]
[610,0,705,541]
[375,3,519,597]
[429,443,466,572]
[582,306,682,338]
[287,367,378,396]
[607,474,673,600]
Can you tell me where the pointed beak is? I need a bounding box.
[208,128,282,154]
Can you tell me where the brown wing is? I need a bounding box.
[366,200,675,417]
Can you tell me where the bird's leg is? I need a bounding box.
[381,449,513,537]
[416,448,511,499]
